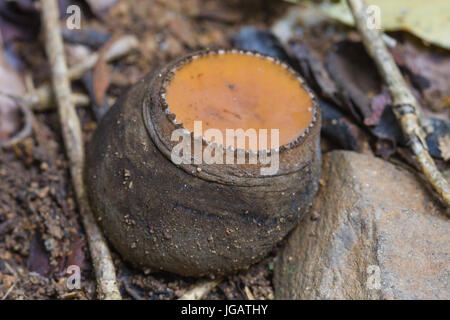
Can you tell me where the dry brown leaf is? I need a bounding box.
[92,40,113,106]
[438,135,450,161]
[0,49,26,142]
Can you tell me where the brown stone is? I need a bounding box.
[274,151,449,300]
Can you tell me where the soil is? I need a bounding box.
[0,0,291,300]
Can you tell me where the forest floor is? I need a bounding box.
[0,0,292,300]
[1,0,449,300]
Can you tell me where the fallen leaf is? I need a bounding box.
[62,28,111,49]
[27,232,51,277]
[391,40,450,112]
[437,135,450,161]
[0,0,40,45]
[233,27,292,63]
[320,100,372,154]
[289,41,341,106]
[92,39,113,109]
[372,106,404,159]
[372,108,450,160]
[85,0,117,17]
[425,119,450,160]
[0,47,25,143]
[326,40,384,125]
[65,236,86,272]
[320,0,450,50]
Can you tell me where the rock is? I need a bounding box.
[274,151,449,300]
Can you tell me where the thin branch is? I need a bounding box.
[26,85,91,112]
[347,0,450,208]
[24,35,138,111]
[68,35,139,79]
[2,281,17,300]
[178,277,224,300]
[1,262,18,300]
[0,95,33,148]
[244,286,255,300]
[40,0,121,299]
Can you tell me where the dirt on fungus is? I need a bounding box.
[0,0,293,300]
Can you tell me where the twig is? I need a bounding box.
[122,281,144,300]
[178,277,224,300]
[26,85,91,112]
[23,35,138,111]
[2,281,17,300]
[347,0,450,208]
[60,292,79,299]
[0,95,34,148]
[68,35,138,79]
[244,286,255,300]
[4,261,18,278]
[40,0,121,299]
[1,262,18,300]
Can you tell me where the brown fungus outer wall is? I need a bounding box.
[85,50,322,276]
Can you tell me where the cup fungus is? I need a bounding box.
[85,49,321,276]
[164,52,314,150]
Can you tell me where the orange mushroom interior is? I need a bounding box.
[165,52,314,150]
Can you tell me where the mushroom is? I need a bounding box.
[85,49,321,276]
